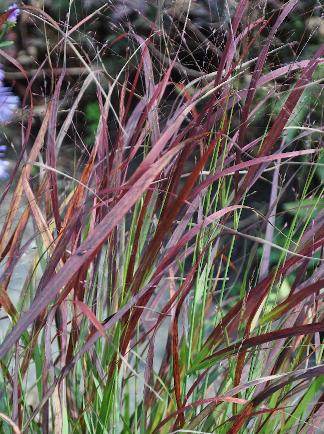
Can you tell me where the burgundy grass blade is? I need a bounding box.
[0,144,184,359]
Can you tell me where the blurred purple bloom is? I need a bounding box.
[0,85,19,124]
[0,158,9,179]
[0,161,9,179]
[0,145,9,179]
[7,3,20,23]
[0,64,19,124]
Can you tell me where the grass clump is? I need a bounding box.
[0,1,323,433]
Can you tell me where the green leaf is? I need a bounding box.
[0,40,14,48]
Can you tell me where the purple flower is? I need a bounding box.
[0,145,9,179]
[0,160,9,179]
[7,3,20,23]
[0,85,19,124]
[0,69,19,178]
[0,63,19,124]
